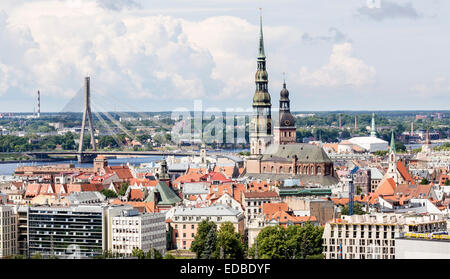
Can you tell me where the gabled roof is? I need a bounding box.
[262,202,289,217]
[261,143,333,164]
[396,161,415,184]
[201,172,232,183]
[25,184,41,198]
[130,178,158,187]
[375,178,396,196]
[145,181,181,205]
[110,199,156,213]
[395,183,433,199]
[129,188,146,201]
[104,165,133,180]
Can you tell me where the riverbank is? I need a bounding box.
[0,157,71,164]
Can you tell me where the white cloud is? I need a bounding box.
[296,43,376,88]
[411,77,450,98]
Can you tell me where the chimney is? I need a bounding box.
[37,90,41,118]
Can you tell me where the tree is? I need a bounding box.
[201,227,218,259]
[100,189,118,199]
[420,178,430,185]
[340,203,367,215]
[117,182,130,196]
[164,253,176,259]
[374,150,388,157]
[251,225,288,259]
[215,222,244,259]
[31,252,43,259]
[132,248,145,259]
[445,179,450,186]
[191,220,217,259]
[145,248,163,259]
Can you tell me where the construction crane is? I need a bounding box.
[348,166,359,216]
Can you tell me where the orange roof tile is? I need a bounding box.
[396,161,415,184]
[375,178,396,196]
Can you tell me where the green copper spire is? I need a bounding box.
[390,131,396,153]
[370,112,377,137]
[258,11,265,58]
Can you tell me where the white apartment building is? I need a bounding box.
[322,213,446,259]
[110,208,166,256]
[166,205,244,250]
[0,205,18,258]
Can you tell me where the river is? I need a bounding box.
[0,156,164,176]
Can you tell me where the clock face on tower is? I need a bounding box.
[284,120,290,126]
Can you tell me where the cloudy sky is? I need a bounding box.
[0,0,449,112]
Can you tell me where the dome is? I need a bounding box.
[255,70,268,82]
[253,91,271,106]
[280,83,289,100]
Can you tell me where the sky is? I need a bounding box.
[0,0,450,113]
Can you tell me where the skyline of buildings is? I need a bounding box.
[0,2,450,261]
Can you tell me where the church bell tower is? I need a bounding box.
[250,12,272,155]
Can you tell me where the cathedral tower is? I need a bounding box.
[250,13,272,155]
[274,77,296,145]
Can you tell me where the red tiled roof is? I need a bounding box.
[375,178,396,196]
[397,161,415,184]
[110,199,156,213]
[262,202,289,216]
[104,166,133,180]
[25,184,41,198]
[130,178,158,187]
[129,188,145,201]
[243,191,279,199]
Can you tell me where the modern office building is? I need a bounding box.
[322,213,446,259]
[17,206,28,256]
[27,205,106,258]
[109,207,166,256]
[0,205,18,258]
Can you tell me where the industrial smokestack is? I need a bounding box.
[354,115,357,130]
[37,90,41,118]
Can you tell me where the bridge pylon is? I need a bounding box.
[78,77,97,163]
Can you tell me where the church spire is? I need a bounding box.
[258,8,265,58]
[390,131,396,153]
[370,112,377,137]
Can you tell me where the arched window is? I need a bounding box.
[271,166,275,173]
[317,166,322,175]
[289,167,292,173]
[279,166,283,173]
[263,166,266,173]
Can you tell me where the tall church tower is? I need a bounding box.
[250,13,272,155]
[274,78,296,145]
[385,131,399,183]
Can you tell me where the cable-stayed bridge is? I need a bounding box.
[35,76,195,163]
